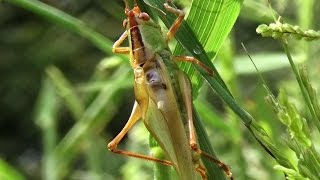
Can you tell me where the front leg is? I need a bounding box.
[113,30,130,54]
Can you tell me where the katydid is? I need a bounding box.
[107,0,232,179]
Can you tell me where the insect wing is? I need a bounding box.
[143,55,198,180]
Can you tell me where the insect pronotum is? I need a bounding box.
[107,0,233,179]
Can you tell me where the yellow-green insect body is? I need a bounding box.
[128,9,198,178]
[108,2,232,180]
[140,57,197,180]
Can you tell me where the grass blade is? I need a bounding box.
[0,159,25,180]
[5,0,114,54]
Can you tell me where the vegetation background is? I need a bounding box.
[0,0,319,179]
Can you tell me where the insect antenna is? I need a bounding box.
[124,0,129,13]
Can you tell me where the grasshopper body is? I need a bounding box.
[138,51,197,179]
[108,1,232,179]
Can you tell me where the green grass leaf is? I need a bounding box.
[188,0,243,57]
[5,0,115,55]
[0,159,25,180]
[184,0,243,92]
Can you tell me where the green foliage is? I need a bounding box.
[257,21,320,41]
[264,71,320,180]
[256,2,320,178]
[5,0,115,54]
[0,159,25,180]
[34,58,132,179]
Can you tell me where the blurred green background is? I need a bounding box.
[0,0,320,179]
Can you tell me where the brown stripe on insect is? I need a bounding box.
[130,26,146,66]
[125,9,147,67]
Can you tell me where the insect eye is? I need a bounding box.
[138,12,150,21]
[122,19,128,28]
